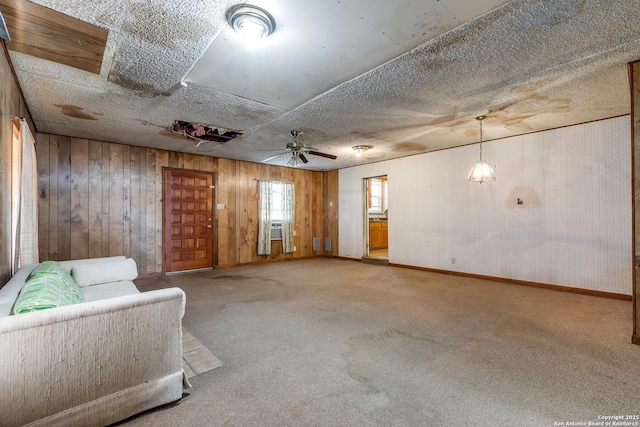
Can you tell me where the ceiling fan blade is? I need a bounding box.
[262,152,286,163]
[299,152,309,163]
[308,151,337,160]
[300,146,318,152]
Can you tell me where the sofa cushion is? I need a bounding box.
[58,256,127,273]
[13,261,81,314]
[71,258,138,287]
[80,281,140,302]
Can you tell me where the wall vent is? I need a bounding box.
[325,238,332,251]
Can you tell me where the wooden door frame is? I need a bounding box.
[630,60,640,345]
[162,167,216,274]
[362,178,370,257]
[363,175,389,260]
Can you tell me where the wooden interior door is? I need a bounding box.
[163,169,214,273]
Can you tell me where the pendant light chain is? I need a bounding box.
[479,118,483,162]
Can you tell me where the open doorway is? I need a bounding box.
[363,175,388,260]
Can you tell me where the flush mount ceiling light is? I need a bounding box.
[352,145,373,157]
[467,115,495,183]
[226,4,276,44]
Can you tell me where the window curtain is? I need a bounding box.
[257,180,295,255]
[11,118,39,272]
[257,180,273,255]
[281,182,295,254]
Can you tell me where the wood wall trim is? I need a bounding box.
[630,59,640,344]
[630,62,637,340]
[329,257,632,300]
[215,254,323,269]
[136,272,163,280]
[388,262,632,300]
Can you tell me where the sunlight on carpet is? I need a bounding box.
[182,327,222,378]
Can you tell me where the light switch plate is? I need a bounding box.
[216,203,225,209]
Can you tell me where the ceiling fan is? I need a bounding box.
[262,131,337,167]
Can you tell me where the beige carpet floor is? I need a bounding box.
[126,258,640,427]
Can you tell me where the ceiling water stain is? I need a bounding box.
[108,73,171,98]
[489,94,571,131]
[133,119,165,129]
[514,0,585,30]
[488,78,572,131]
[53,104,98,120]
[392,142,427,152]
[503,115,535,132]
[362,152,386,160]
[550,98,571,113]
[235,104,271,123]
[465,128,479,138]
[297,128,328,140]
[350,131,383,141]
[488,99,520,114]
[428,114,468,127]
[510,77,560,98]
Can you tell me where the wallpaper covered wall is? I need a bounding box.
[339,116,632,295]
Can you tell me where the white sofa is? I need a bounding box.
[0,256,186,427]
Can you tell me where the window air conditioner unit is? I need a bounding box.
[271,222,283,240]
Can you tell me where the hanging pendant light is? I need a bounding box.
[467,115,495,183]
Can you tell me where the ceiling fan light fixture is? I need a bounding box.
[352,145,373,157]
[288,154,300,168]
[226,4,275,44]
[467,115,495,183]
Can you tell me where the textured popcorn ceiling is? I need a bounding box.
[8,0,640,171]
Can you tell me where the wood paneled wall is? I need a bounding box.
[0,43,34,286]
[35,134,339,275]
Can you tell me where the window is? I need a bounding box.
[368,178,387,214]
[257,180,295,255]
[270,182,284,223]
[369,179,382,213]
[269,182,284,240]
